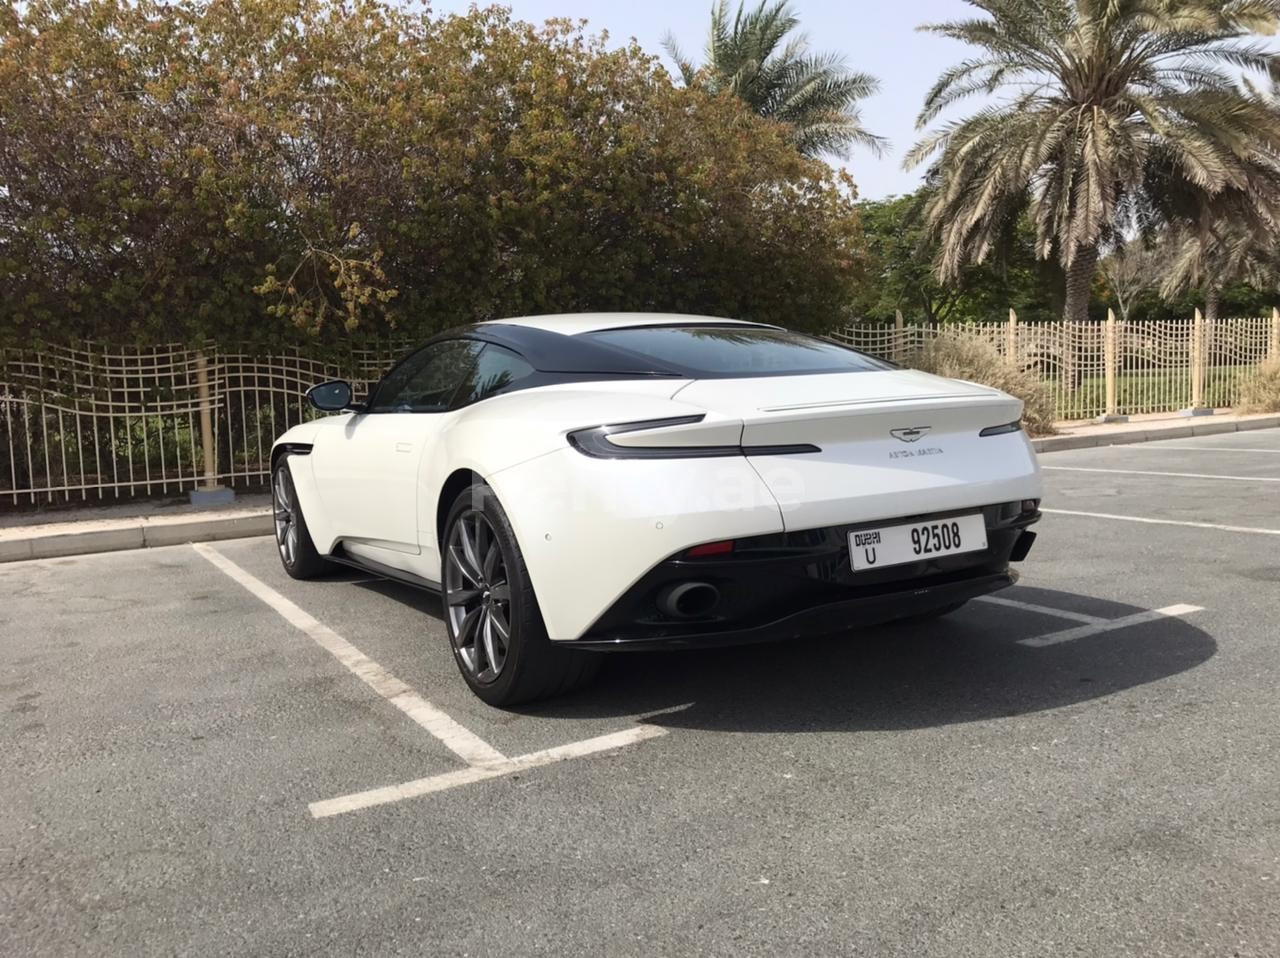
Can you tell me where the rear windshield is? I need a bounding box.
[582,325,892,377]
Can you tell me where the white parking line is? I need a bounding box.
[1127,445,1280,454]
[191,542,1203,817]
[1018,604,1202,648]
[974,594,1105,625]
[310,725,668,818]
[1043,466,1280,482]
[194,542,671,816]
[193,543,508,768]
[1042,508,1280,536]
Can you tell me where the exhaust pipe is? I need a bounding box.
[656,581,721,619]
[1010,530,1037,562]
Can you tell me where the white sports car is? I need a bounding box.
[271,314,1042,705]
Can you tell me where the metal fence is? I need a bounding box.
[828,310,1280,423]
[0,341,406,508]
[3,314,1279,508]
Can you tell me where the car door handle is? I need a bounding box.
[395,442,413,453]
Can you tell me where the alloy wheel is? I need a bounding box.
[273,467,299,567]
[444,510,511,683]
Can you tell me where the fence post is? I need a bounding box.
[191,349,234,505]
[1097,308,1126,423]
[893,309,905,363]
[1006,308,1018,360]
[1271,307,1280,361]
[1184,308,1212,417]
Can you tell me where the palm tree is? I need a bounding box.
[1161,220,1278,320]
[1160,72,1280,319]
[664,1,885,159]
[907,0,1280,325]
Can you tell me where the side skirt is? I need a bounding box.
[327,544,441,594]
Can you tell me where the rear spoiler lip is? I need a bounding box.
[757,392,1008,414]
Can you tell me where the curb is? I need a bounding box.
[0,513,273,564]
[1032,415,1280,453]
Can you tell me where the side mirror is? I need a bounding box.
[307,380,356,412]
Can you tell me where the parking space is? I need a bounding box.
[1040,428,1280,534]
[3,428,1280,955]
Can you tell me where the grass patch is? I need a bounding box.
[1054,366,1246,420]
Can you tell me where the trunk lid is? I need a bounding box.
[674,370,1038,531]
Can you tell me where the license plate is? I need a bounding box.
[849,514,987,571]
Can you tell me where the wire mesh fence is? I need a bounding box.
[829,313,1278,423]
[0,341,408,508]
[2,315,1278,509]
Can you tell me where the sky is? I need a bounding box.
[427,0,987,201]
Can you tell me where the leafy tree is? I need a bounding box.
[0,1,866,348]
[663,0,884,158]
[908,0,1280,325]
[854,193,1060,324]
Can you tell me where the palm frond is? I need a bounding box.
[671,0,882,158]
[913,0,1280,305]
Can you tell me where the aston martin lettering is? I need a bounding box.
[889,447,945,460]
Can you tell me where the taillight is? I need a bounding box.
[979,420,1023,437]
[567,415,819,459]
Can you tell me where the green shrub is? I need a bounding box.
[1236,357,1280,414]
[0,1,865,348]
[111,415,201,473]
[906,332,1057,436]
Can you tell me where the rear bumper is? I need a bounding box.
[572,502,1039,651]
[571,569,1020,651]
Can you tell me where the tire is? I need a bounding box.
[271,458,329,580]
[441,482,601,707]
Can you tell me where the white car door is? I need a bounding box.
[311,339,483,556]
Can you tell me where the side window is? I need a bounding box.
[452,345,536,406]
[368,340,482,413]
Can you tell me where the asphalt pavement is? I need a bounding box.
[3,429,1279,956]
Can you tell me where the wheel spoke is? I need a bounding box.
[481,614,506,671]
[474,516,490,569]
[446,587,482,607]
[285,524,297,563]
[449,545,482,586]
[488,582,510,603]
[457,606,482,649]
[488,603,510,640]
[481,612,500,676]
[459,519,484,583]
[482,541,501,583]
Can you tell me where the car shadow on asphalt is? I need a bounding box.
[515,588,1217,734]
[348,576,1216,735]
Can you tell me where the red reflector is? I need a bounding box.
[687,540,734,558]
